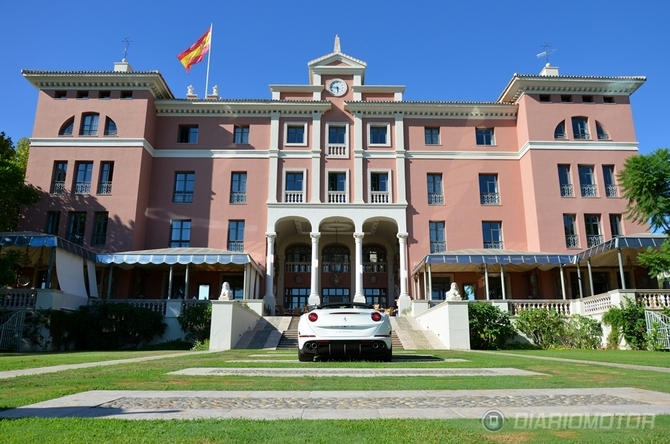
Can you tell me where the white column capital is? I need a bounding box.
[353,232,365,240]
[266,232,277,240]
[397,232,408,241]
[310,232,321,240]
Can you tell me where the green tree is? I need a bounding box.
[14,137,30,174]
[618,148,670,276]
[0,159,40,231]
[0,131,15,160]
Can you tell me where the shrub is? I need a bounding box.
[514,308,565,349]
[602,299,647,350]
[467,302,515,350]
[562,314,602,349]
[191,339,210,351]
[178,303,212,343]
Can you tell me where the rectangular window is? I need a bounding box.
[427,173,443,205]
[603,165,618,197]
[230,172,247,204]
[45,211,60,235]
[329,126,346,144]
[429,221,446,253]
[285,171,304,203]
[328,172,347,203]
[424,127,440,145]
[121,91,133,99]
[539,94,551,103]
[327,125,348,157]
[99,91,111,99]
[170,220,191,247]
[80,113,99,136]
[610,214,622,237]
[286,125,305,144]
[369,126,387,144]
[479,174,500,205]
[582,95,594,103]
[234,125,249,144]
[558,164,573,197]
[98,161,114,195]
[604,96,615,104]
[561,95,572,103]
[55,91,67,99]
[228,220,245,252]
[370,172,389,203]
[564,214,579,248]
[51,161,67,194]
[475,128,494,145]
[482,221,503,249]
[67,212,86,245]
[173,172,195,203]
[572,117,589,139]
[578,165,597,197]
[74,162,93,195]
[178,125,198,143]
[92,212,108,247]
[76,91,88,99]
[584,214,603,247]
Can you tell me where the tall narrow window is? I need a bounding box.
[424,127,440,145]
[596,121,609,140]
[104,118,117,136]
[234,125,249,144]
[328,172,347,203]
[370,172,389,203]
[482,221,503,249]
[327,125,347,157]
[603,165,617,197]
[429,221,446,253]
[564,214,579,248]
[369,126,388,144]
[427,173,443,205]
[74,162,93,195]
[173,172,195,203]
[170,220,191,247]
[178,125,198,143]
[479,174,500,205]
[80,113,99,136]
[572,117,589,139]
[584,214,603,247]
[558,165,573,197]
[285,172,304,203]
[45,211,60,235]
[578,165,597,197]
[67,212,87,245]
[92,212,108,247]
[51,161,67,194]
[98,161,114,195]
[554,121,566,139]
[230,172,247,204]
[610,214,623,238]
[475,128,494,145]
[227,220,245,252]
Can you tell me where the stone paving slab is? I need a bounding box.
[3,388,670,420]
[168,367,543,377]
[227,358,470,363]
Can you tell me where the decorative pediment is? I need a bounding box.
[307,36,367,85]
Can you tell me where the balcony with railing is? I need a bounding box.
[484,241,504,249]
[230,192,246,204]
[560,184,573,197]
[605,185,618,198]
[586,235,604,248]
[227,241,244,252]
[51,181,66,195]
[430,242,446,253]
[328,191,347,203]
[480,193,500,205]
[565,234,580,249]
[173,192,194,203]
[98,181,113,195]
[428,193,444,205]
[285,262,311,273]
[370,191,389,204]
[284,191,304,203]
[580,184,598,197]
[363,262,387,273]
[74,181,91,195]
[327,144,348,158]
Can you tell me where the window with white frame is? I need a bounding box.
[326,123,348,157]
[234,125,249,144]
[475,128,494,145]
[80,113,99,136]
[479,174,500,205]
[482,221,503,249]
[74,162,93,195]
[424,127,440,145]
[368,123,389,146]
[584,214,603,247]
[284,171,305,203]
[369,170,391,203]
[327,171,347,203]
[572,117,589,139]
[285,122,307,145]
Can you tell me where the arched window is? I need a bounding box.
[80,113,99,136]
[554,120,566,139]
[104,117,117,136]
[59,117,74,136]
[571,117,589,139]
[285,244,311,273]
[596,121,609,140]
[322,245,350,273]
[363,246,387,273]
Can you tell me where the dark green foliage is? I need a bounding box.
[514,308,566,349]
[0,159,40,231]
[139,339,193,351]
[467,302,515,349]
[47,309,74,351]
[177,303,212,343]
[0,250,25,287]
[603,299,648,350]
[562,315,603,350]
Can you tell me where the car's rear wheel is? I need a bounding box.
[298,349,313,362]
[381,349,392,362]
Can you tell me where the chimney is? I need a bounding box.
[114,59,133,72]
[539,63,559,77]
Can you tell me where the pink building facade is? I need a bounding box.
[18,40,653,312]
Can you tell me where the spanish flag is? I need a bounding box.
[177,27,211,72]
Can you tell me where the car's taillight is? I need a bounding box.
[371,312,382,322]
[308,312,318,322]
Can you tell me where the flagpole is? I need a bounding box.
[204,23,212,98]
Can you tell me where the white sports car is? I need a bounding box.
[297,302,392,362]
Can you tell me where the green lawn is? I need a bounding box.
[0,350,192,371]
[2,348,670,443]
[482,348,670,367]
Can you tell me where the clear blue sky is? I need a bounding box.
[2,0,669,154]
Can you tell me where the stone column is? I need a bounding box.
[396,232,411,313]
[263,232,277,313]
[353,232,365,303]
[308,232,321,306]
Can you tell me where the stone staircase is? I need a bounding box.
[276,317,299,349]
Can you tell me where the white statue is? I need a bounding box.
[220,281,232,300]
[446,282,462,301]
[212,85,219,96]
[187,85,194,95]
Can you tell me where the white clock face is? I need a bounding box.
[328,79,347,96]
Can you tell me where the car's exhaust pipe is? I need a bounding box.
[373,343,379,349]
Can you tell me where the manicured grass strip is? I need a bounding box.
[0,350,194,371]
[1,417,669,444]
[483,349,670,368]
